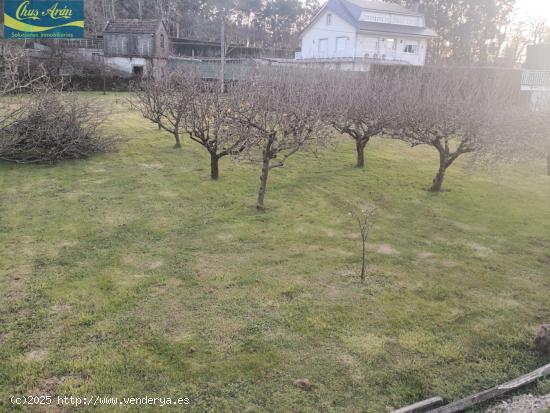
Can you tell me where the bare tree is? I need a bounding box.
[388,67,522,192]
[182,72,254,180]
[350,204,375,283]
[132,68,254,178]
[232,67,328,210]
[0,42,47,96]
[131,71,192,148]
[325,67,405,168]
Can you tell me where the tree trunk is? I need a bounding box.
[174,131,181,148]
[356,139,366,168]
[361,238,366,283]
[429,152,448,192]
[256,157,270,210]
[210,152,220,180]
[430,167,446,192]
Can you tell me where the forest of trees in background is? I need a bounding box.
[389,0,550,66]
[0,0,548,65]
[84,0,320,49]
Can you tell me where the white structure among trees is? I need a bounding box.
[297,0,437,66]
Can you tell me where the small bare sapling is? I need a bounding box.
[350,205,375,283]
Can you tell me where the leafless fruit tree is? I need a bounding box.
[183,72,255,180]
[131,71,192,148]
[324,67,405,168]
[132,69,255,179]
[231,67,329,210]
[387,67,522,192]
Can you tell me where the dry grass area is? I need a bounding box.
[0,93,549,412]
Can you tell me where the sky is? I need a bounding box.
[513,0,550,23]
[305,0,550,23]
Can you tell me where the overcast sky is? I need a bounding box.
[514,0,550,22]
[306,0,550,23]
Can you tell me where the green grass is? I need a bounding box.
[1,93,549,412]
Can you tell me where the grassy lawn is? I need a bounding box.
[1,93,549,412]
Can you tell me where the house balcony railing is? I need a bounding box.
[521,70,550,91]
[295,47,419,65]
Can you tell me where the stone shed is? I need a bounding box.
[103,19,170,78]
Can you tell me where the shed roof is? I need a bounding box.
[104,19,163,34]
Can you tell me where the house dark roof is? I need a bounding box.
[344,0,422,16]
[104,19,163,34]
[307,0,437,38]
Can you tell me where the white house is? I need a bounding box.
[297,0,437,66]
[521,44,550,108]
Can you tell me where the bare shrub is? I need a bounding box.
[480,104,550,175]
[231,67,329,210]
[0,92,116,164]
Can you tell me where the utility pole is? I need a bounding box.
[138,0,143,20]
[102,54,106,95]
[219,8,226,93]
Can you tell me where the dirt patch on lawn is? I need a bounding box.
[10,263,32,279]
[441,260,458,268]
[148,260,163,270]
[122,255,164,271]
[25,349,48,361]
[367,244,400,255]
[51,303,76,317]
[194,255,229,278]
[31,376,63,396]
[345,232,362,241]
[468,242,494,257]
[417,252,435,259]
[453,221,488,233]
[28,376,79,412]
[2,264,32,307]
[216,232,234,241]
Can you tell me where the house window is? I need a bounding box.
[160,33,165,49]
[133,66,144,76]
[326,13,332,25]
[359,12,388,23]
[403,43,418,54]
[384,38,396,50]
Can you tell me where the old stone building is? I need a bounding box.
[103,19,170,78]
